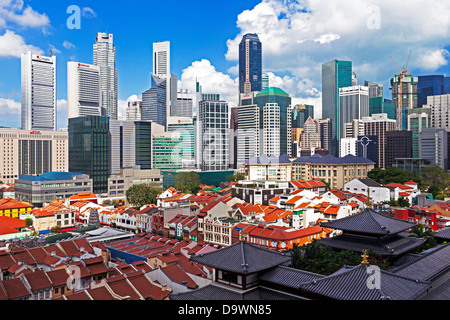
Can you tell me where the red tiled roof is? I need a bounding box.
[2,278,30,299]
[87,286,119,300]
[46,268,70,287]
[162,264,198,289]
[23,270,52,291]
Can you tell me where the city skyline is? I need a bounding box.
[0,0,450,130]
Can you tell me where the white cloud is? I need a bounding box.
[0,97,20,114]
[63,40,76,50]
[56,99,67,130]
[82,7,97,18]
[0,1,50,29]
[417,48,449,71]
[178,59,239,108]
[0,30,43,57]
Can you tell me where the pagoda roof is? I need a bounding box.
[435,227,450,241]
[190,240,291,275]
[317,233,425,256]
[297,264,431,300]
[320,209,417,236]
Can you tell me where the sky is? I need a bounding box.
[0,0,449,130]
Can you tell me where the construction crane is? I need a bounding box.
[391,50,412,130]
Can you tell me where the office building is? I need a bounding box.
[237,103,260,166]
[230,107,239,169]
[417,75,450,108]
[317,119,332,154]
[68,116,110,194]
[198,100,229,171]
[108,167,162,198]
[135,121,165,170]
[239,33,262,94]
[176,89,194,118]
[153,41,177,119]
[390,74,418,130]
[339,85,369,144]
[67,62,101,120]
[364,81,395,120]
[322,59,353,155]
[292,104,314,129]
[93,33,118,120]
[300,117,321,150]
[126,101,142,121]
[340,138,358,157]
[0,129,68,184]
[385,131,413,168]
[15,172,92,207]
[356,135,378,165]
[152,131,183,170]
[21,52,57,131]
[167,117,196,169]
[426,94,450,131]
[109,120,136,175]
[255,87,292,157]
[262,73,269,90]
[420,127,448,170]
[407,108,430,158]
[142,75,167,127]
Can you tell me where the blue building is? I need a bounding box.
[417,75,450,108]
[142,75,167,127]
[239,33,262,94]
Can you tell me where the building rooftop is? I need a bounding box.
[18,172,86,182]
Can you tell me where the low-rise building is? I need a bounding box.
[344,178,391,204]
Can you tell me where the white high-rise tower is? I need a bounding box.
[153,41,177,121]
[67,61,101,120]
[93,32,118,120]
[21,51,57,131]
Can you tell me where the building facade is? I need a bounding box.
[21,52,57,131]
[0,129,68,184]
[239,33,262,94]
[93,33,118,120]
[385,131,413,168]
[420,127,448,170]
[67,62,101,121]
[426,94,450,131]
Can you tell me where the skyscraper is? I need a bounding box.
[385,131,413,168]
[67,62,101,120]
[322,59,353,156]
[21,52,57,131]
[417,75,450,108]
[292,104,314,129]
[426,94,450,131]
[406,108,430,158]
[153,41,177,120]
[69,115,110,194]
[198,100,229,171]
[93,33,118,120]
[339,85,369,144]
[390,74,418,130]
[126,101,142,121]
[239,33,262,94]
[142,75,167,127]
[420,127,448,170]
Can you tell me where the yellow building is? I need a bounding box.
[0,198,33,218]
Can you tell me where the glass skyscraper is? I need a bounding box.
[292,104,314,129]
[69,116,110,194]
[142,75,167,127]
[417,75,450,108]
[239,33,262,94]
[322,60,353,156]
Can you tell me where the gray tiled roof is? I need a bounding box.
[259,265,325,289]
[320,209,418,235]
[317,233,425,256]
[391,243,450,282]
[190,241,292,274]
[435,227,450,240]
[298,264,431,300]
[169,283,302,300]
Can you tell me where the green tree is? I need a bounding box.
[226,172,245,182]
[174,172,202,194]
[409,224,437,253]
[397,196,410,208]
[25,218,33,227]
[420,167,450,190]
[126,184,160,208]
[368,167,422,187]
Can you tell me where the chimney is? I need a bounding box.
[51,251,56,257]
[161,284,168,291]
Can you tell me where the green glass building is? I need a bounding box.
[322,60,353,156]
[292,104,314,128]
[69,116,110,194]
[407,108,430,158]
[152,133,183,170]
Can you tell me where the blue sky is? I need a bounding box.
[1,0,450,130]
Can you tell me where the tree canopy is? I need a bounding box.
[126,184,160,208]
[419,167,450,191]
[174,172,202,194]
[368,167,422,188]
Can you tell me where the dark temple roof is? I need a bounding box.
[297,264,431,300]
[435,227,450,241]
[259,265,325,289]
[169,283,302,300]
[317,233,425,256]
[320,209,418,236]
[190,241,292,274]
